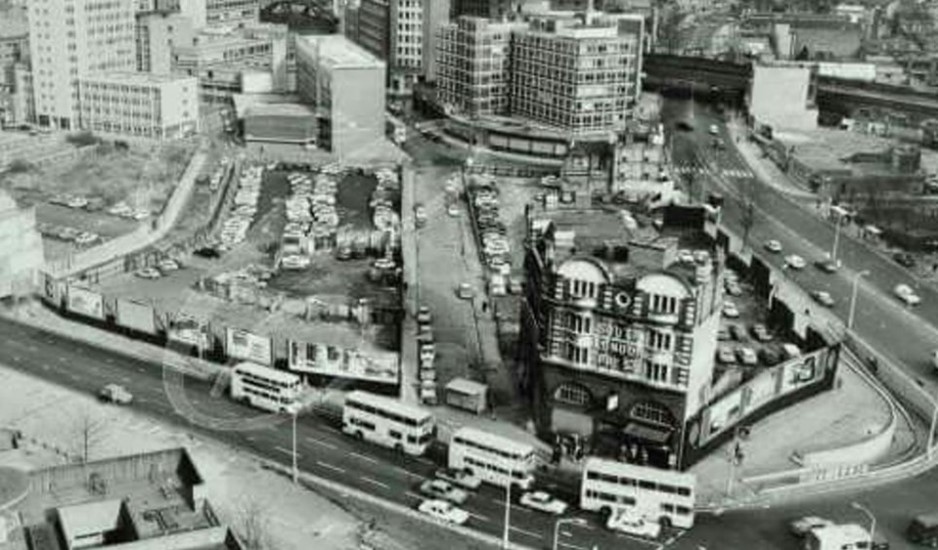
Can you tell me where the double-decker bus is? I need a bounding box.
[342,390,435,456]
[448,427,536,490]
[580,457,696,529]
[230,362,302,414]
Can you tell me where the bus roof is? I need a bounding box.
[914,512,938,527]
[451,426,535,455]
[233,361,300,384]
[346,390,433,422]
[808,524,868,543]
[583,456,696,487]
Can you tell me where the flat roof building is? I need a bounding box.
[509,12,644,138]
[296,34,386,158]
[28,0,138,131]
[136,10,197,74]
[521,188,723,470]
[78,72,200,140]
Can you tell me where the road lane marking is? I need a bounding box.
[316,461,345,474]
[393,466,423,479]
[469,512,490,522]
[305,437,337,450]
[557,543,589,550]
[350,451,378,464]
[361,476,390,489]
[405,491,423,500]
[274,446,299,458]
[510,526,543,539]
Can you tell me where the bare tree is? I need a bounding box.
[739,181,758,249]
[69,407,106,463]
[233,496,274,550]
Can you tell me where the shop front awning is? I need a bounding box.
[622,422,672,445]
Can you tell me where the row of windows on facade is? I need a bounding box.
[556,344,685,385]
[554,385,677,428]
[511,50,636,69]
[510,97,630,116]
[583,489,693,515]
[512,70,635,86]
[556,313,675,350]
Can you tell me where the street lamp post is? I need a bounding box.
[831,212,844,264]
[848,270,870,330]
[502,480,511,549]
[851,502,876,548]
[929,395,938,459]
[553,518,589,550]
[291,410,298,484]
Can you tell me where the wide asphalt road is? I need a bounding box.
[0,315,662,550]
[668,101,938,403]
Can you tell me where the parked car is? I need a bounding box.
[789,516,835,537]
[814,259,839,274]
[717,326,730,341]
[135,267,161,279]
[158,259,180,273]
[722,301,740,318]
[785,254,806,270]
[736,347,758,366]
[519,491,568,515]
[194,247,221,259]
[764,239,783,253]
[717,346,736,364]
[108,203,132,217]
[66,196,88,209]
[418,499,469,525]
[894,284,922,306]
[729,324,748,341]
[417,306,432,326]
[724,281,743,296]
[74,232,98,246]
[893,252,916,268]
[811,290,835,307]
[709,124,720,135]
[434,468,482,490]
[751,323,772,342]
[99,384,133,404]
[759,347,782,366]
[419,480,469,505]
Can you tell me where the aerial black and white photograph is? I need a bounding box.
[2,0,938,549]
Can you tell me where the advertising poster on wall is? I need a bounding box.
[287,339,399,384]
[704,389,743,441]
[115,299,156,335]
[745,369,779,411]
[42,273,64,305]
[226,328,273,366]
[167,315,209,350]
[782,351,821,394]
[66,286,105,320]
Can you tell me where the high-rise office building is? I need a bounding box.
[509,12,644,137]
[436,16,528,117]
[136,10,196,73]
[451,0,518,19]
[28,0,137,130]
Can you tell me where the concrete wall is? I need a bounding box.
[28,448,192,496]
[750,65,818,132]
[332,65,386,159]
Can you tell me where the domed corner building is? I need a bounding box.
[519,192,725,471]
[0,188,45,299]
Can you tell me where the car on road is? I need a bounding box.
[709,124,719,135]
[895,284,922,306]
[736,347,758,366]
[418,499,470,525]
[519,491,568,515]
[814,259,839,274]
[99,384,133,404]
[785,254,806,270]
[811,290,835,307]
[717,326,730,341]
[722,301,740,318]
[893,252,916,268]
[764,239,783,253]
[607,510,661,539]
[457,283,475,300]
[789,516,835,537]
[108,203,133,217]
[717,346,736,364]
[751,323,772,342]
[158,259,180,273]
[435,468,482,490]
[419,479,469,504]
[66,196,89,209]
[135,267,161,279]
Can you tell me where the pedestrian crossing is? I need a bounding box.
[672,164,754,179]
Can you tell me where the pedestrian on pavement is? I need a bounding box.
[482,301,488,313]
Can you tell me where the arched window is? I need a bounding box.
[629,401,675,428]
[553,383,592,407]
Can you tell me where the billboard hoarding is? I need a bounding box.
[167,316,209,350]
[66,286,105,320]
[226,328,273,366]
[115,299,157,335]
[287,339,399,385]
